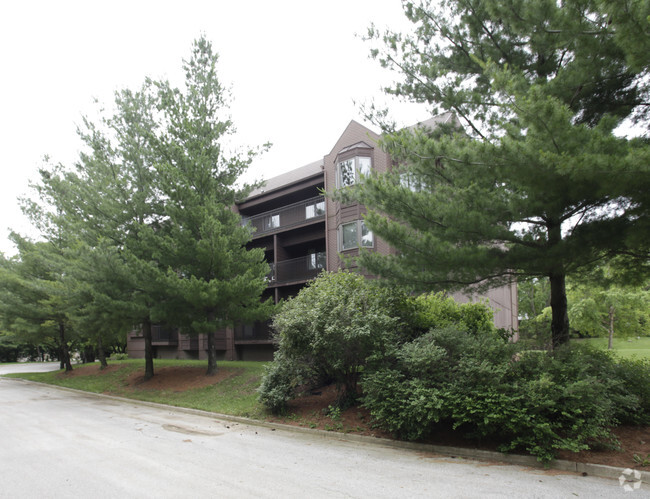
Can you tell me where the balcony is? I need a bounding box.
[199,331,227,351]
[242,196,325,238]
[180,334,199,350]
[234,321,273,342]
[151,325,178,345]
[267,253,325,285]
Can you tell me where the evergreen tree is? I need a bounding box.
[0,236,75,371]
[32,83,168,379]
[150,37,273,375]
[350,0,650,348]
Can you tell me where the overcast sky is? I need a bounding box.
[0,0,428,255]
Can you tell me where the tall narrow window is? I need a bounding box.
[337,156,371,187]
[357,157,371,178]
[338,159,355,187]
[360,221,373,248]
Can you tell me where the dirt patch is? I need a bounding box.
[266,384,393,438]
[556,426,650,469]
[125,366,243,391]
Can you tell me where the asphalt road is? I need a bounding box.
[0,365,645,498]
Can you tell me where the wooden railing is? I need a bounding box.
[151,325,178,345]
[242,196,325,238]
[267,253,325,285]
[234,321,273,342]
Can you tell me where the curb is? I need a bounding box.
[6,377,650,485]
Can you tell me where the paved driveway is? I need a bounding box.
[0,362,61,375]
[0,375,644,498]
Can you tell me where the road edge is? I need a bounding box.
[6,377,649,485]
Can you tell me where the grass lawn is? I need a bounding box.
[577,336,650,360]
[3,359,268,419]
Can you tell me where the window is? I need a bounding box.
[305,200,325,219]
[264,214,279,230]
[337,156,371,187]
[360,221,373,248]
[338,220,373,251]
[307,251,326,270]
[338,159,355,187]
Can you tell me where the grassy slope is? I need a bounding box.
[4,359,267,419]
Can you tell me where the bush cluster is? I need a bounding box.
[362,329,650,462]
[258,271,650,463]
[259,271,411,411]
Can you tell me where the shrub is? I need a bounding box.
[362,331,648,463]
[259,271,410,410]
[257,351,314,414]
[412,292,496,336]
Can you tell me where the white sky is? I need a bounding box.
[0,0,428,256]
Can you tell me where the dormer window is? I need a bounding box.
[337,156,371,187]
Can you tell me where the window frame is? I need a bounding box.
[338,220,374,251]
[305,200,325,219]
[336,156,372,188]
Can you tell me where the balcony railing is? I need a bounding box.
[180,334,199,350]
[152,325,178,345]
[242,196,325,238]
[267,253,326,285]
[234,321,273,342]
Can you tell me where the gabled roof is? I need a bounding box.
[243,113,457,201]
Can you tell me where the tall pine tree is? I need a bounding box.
[150,37,272,375]
[351,0,650,348]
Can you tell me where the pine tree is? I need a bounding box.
[0,236,75,371]
[150,37,273,375]
[351,0,650,348]
[33,83,168,379]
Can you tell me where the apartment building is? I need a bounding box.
[126,116,518,361]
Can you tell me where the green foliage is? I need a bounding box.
[0,237,77,370]
[517,278,552,348]
[6,36,272,378]
[413,292,495,336]
[362,331,650,463]
[257,351,313,414]
[259,274,499,413]
[568,279,650,342]
[259,271,411,411]
[353,0,650,349]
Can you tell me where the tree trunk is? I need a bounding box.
[206,331,218,376]
[97,335,108,369]
[608,306,615,350]
[549,272,570,349]
[142,320,154,380]
[59,322,73,372]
